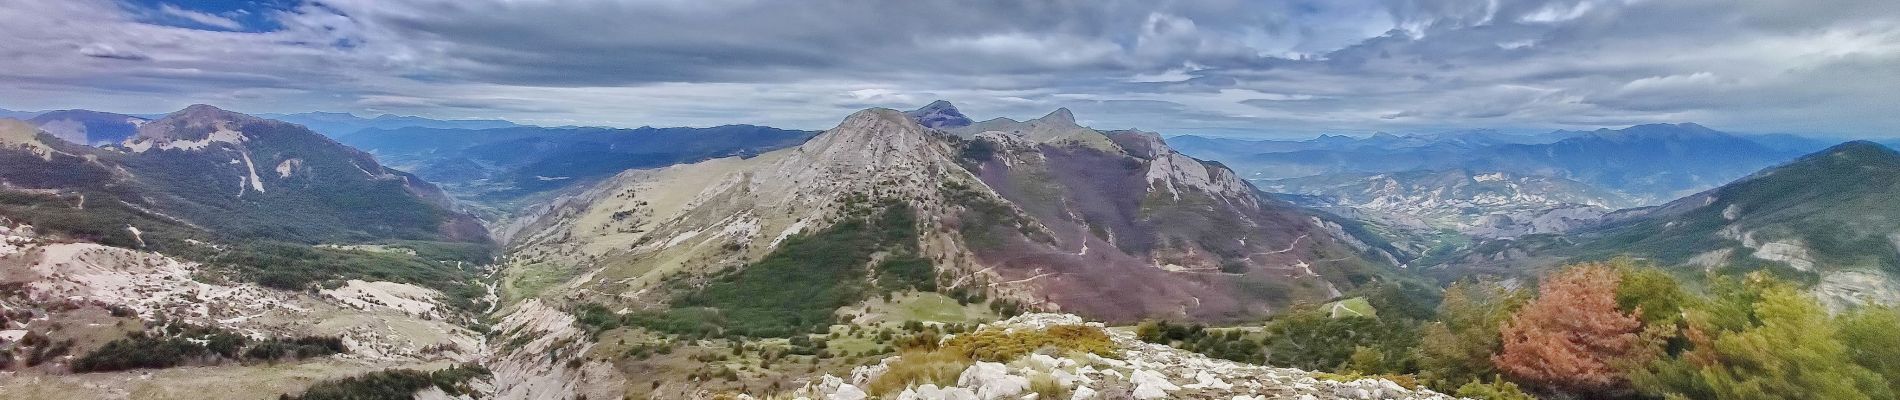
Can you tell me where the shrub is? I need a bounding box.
[284,369,433,400]
[1265,307,1418,373]
[71,335,209,372]
[1455,378,1537,400]
[283,364,491,400]
[1134,320,1264,364]
[73,322,344,373]
[244,336,346,361]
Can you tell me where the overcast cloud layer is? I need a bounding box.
[3,0,1899,137]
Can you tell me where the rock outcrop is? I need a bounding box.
[789,313,1458,400]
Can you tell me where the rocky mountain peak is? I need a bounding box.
[1038,107,1077,125]
[1104,129,1171,159]
[818,108,928,145]
[764,107,961,200]
[904,100,973,129]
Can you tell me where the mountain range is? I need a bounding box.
[330,124,814,207]
[1207,123,1804,204]
[496,101,1398,326]
[260,111,521,137]
[1169,129,1572,164]
[1264,169,1639,238]
[1434,141,1900,309]
[0,107,499,398]
[0,105,490,285]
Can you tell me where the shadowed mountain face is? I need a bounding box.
[26,109,148,146]
[904,100,973,129]
[956,125,1396,322]
[0,105,489,249]
[496,101,1402,325]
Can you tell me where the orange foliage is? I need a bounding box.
[1492,263,1650,396]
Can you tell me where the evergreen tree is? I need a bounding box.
[1632,274,1894,400]
[1415,280,1528,392]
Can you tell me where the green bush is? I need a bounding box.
[1135,320,1265,364]
[1265,306,1419,373]
[71,335,210,372]
[282,364,491,400]
[73,322,345,373]
[244,336,346,361]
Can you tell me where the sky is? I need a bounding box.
[2,0,1899,138]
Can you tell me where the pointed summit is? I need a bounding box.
[803,108,937,161]
[903,100,972,129]
[1038,107,1077,125]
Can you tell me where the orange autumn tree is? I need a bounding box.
[1492,262,1650,396]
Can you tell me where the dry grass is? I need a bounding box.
[865,349,974,396]
[1027,371,1069,399]
[940,324,1116,362]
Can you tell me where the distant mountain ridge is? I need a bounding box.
[1437,141,1900,309]
[260,111,522,137]
[1264,169,1639,238]
[333,124,816,205]
[1187,123,1804,204]
[1168,129,1573,165]
[0,107,34,119]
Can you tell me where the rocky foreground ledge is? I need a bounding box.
[779,313,1457,400]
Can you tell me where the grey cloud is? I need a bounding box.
[77,43,150,60]
[3,0,1900,138]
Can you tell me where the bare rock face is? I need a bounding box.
[787,313,1459,400]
